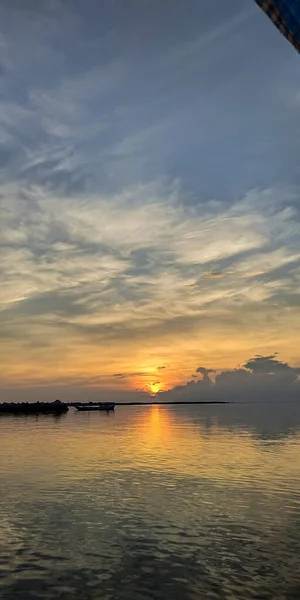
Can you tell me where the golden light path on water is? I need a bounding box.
[1,404,300,599]
[2,405,300,488]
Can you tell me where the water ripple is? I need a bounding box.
[1,405,300,599]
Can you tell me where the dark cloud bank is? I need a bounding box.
[159,355,300,403]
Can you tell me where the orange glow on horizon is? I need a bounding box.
[1,332,300,392]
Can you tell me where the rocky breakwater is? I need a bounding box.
[0,399,69,414]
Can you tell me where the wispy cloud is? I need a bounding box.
[0,176,299,388]
[165,6,255,68]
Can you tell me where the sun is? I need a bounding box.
[147,381,162,395]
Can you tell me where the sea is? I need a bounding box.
[0,402,300,600]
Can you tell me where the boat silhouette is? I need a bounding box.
[76,402,115,412]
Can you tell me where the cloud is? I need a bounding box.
[0,178,299,389]
[165,6,254,68]
[113,372,149,379]
[205,271,224,279]
[0,181,298,318]
[160,355,300,402]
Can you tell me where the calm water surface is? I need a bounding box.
[1,403,300,600]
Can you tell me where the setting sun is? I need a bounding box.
[147,381,163,395]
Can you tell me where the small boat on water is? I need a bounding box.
[76,402,115,412]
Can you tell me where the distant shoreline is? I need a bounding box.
[69,400,229,407]
[115,401,229,406]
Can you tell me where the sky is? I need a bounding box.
[0,0,300,401]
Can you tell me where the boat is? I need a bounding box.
[76,402,115,412]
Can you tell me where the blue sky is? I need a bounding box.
[0,0,299,399]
